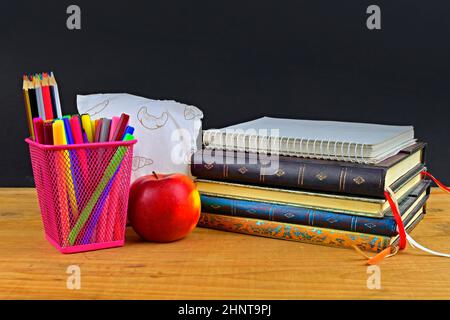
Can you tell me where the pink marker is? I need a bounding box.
[70,116,84,144]
[109,116,120,141]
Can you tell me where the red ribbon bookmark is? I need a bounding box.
[421,171,450,193]
[384,190,407,250]
[354,170,450,264]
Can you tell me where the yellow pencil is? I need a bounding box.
[22,76,34,140]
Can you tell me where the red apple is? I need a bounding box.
[128,172,201,242]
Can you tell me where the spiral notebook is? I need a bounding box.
[203,117,416,164]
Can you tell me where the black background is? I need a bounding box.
[1,0,449,186]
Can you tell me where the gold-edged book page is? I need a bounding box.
[380,174,422,212]
[385,150,422,186]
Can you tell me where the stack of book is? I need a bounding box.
[191,117,430,252]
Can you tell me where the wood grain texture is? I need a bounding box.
[0,188,449,300]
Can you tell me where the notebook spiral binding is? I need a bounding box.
[203,130,368,163]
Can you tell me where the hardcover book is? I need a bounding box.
[195,171,424,217]
[191,143,426,198]
[198,206,426,253]
[200,180,430,237]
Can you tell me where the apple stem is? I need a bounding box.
[152,171,159,180]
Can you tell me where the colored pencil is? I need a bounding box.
[45,73,58,119]
[27,76,39,119]
[49,72,63,118]
[41,73,54,120]
[33,76,45,119]
[22,76,35,140]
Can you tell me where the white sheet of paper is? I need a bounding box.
[77,93,203,182]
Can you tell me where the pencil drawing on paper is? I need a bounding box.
[137,106,169,130]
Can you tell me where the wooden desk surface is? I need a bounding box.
[0,188,449,300]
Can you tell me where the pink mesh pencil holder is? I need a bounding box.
[26,138,137,254]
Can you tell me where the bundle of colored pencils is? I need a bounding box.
[22,72,63,140]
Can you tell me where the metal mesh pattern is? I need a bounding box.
[26,138,136,253]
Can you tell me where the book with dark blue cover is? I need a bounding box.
[200,180,430,237]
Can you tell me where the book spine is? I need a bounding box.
[201,195,398,236]
[198,212,391,252]
[191,151,387,198]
